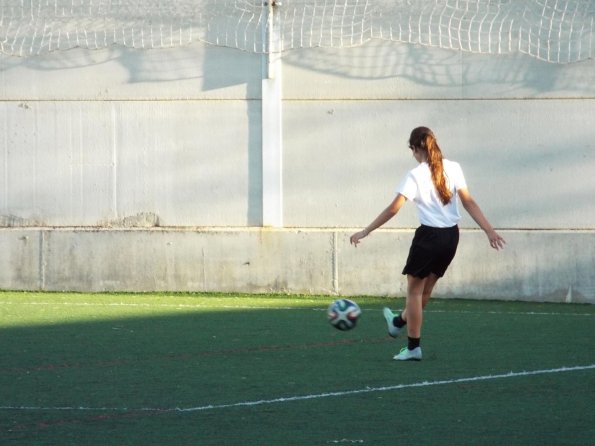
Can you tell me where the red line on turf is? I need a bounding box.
[1,336,393,375]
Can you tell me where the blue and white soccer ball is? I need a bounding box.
[327,298,362,331]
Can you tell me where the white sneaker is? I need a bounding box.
[393,347,422,361]
[383,307,401,338]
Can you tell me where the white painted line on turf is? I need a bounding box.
[175,364,595,413]
[423,309,594,317]
[0,301,297,310]
[0,301,592,317]
[1,364,593,414]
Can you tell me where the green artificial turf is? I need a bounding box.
[0,292,593,445]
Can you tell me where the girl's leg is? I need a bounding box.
[421,273,439,308]
[404,275,426,338]
[394,273,441,360]
[400,273,440,332]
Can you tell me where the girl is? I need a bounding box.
[350,126,505,361]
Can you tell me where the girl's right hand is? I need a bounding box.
[350,230,368,247]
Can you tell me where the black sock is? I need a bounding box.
[408,337,420,351]
[394,313,407,328]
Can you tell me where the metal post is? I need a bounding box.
[261,1,283,227]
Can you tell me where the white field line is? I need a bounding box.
[0,301,296,310]
[1,364,593,414]
[0,301,592,317]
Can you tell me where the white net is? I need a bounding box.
[0,0,593,63]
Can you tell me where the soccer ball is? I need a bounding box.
[327,298,361,331]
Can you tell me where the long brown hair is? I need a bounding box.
[409,127,452,205]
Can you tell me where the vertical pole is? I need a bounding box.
[261,1,283,227]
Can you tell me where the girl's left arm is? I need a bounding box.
[458,188,506,250]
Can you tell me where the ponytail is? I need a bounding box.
[409,127,453,205]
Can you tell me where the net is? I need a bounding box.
[0,0,593,63]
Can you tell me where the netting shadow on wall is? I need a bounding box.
[0,0,593,63]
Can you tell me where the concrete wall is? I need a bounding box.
[1,41,594,302]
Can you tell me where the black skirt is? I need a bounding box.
[402,225,459,278]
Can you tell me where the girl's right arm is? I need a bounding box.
[350,194,407,247]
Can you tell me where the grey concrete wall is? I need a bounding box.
[0,227,593,303]
[0,45,264,227]
[1,41,594,302]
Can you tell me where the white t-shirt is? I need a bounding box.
[397,159,467,228]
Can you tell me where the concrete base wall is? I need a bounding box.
[1,228,593,303]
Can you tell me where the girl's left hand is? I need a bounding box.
[488,230,506,250]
